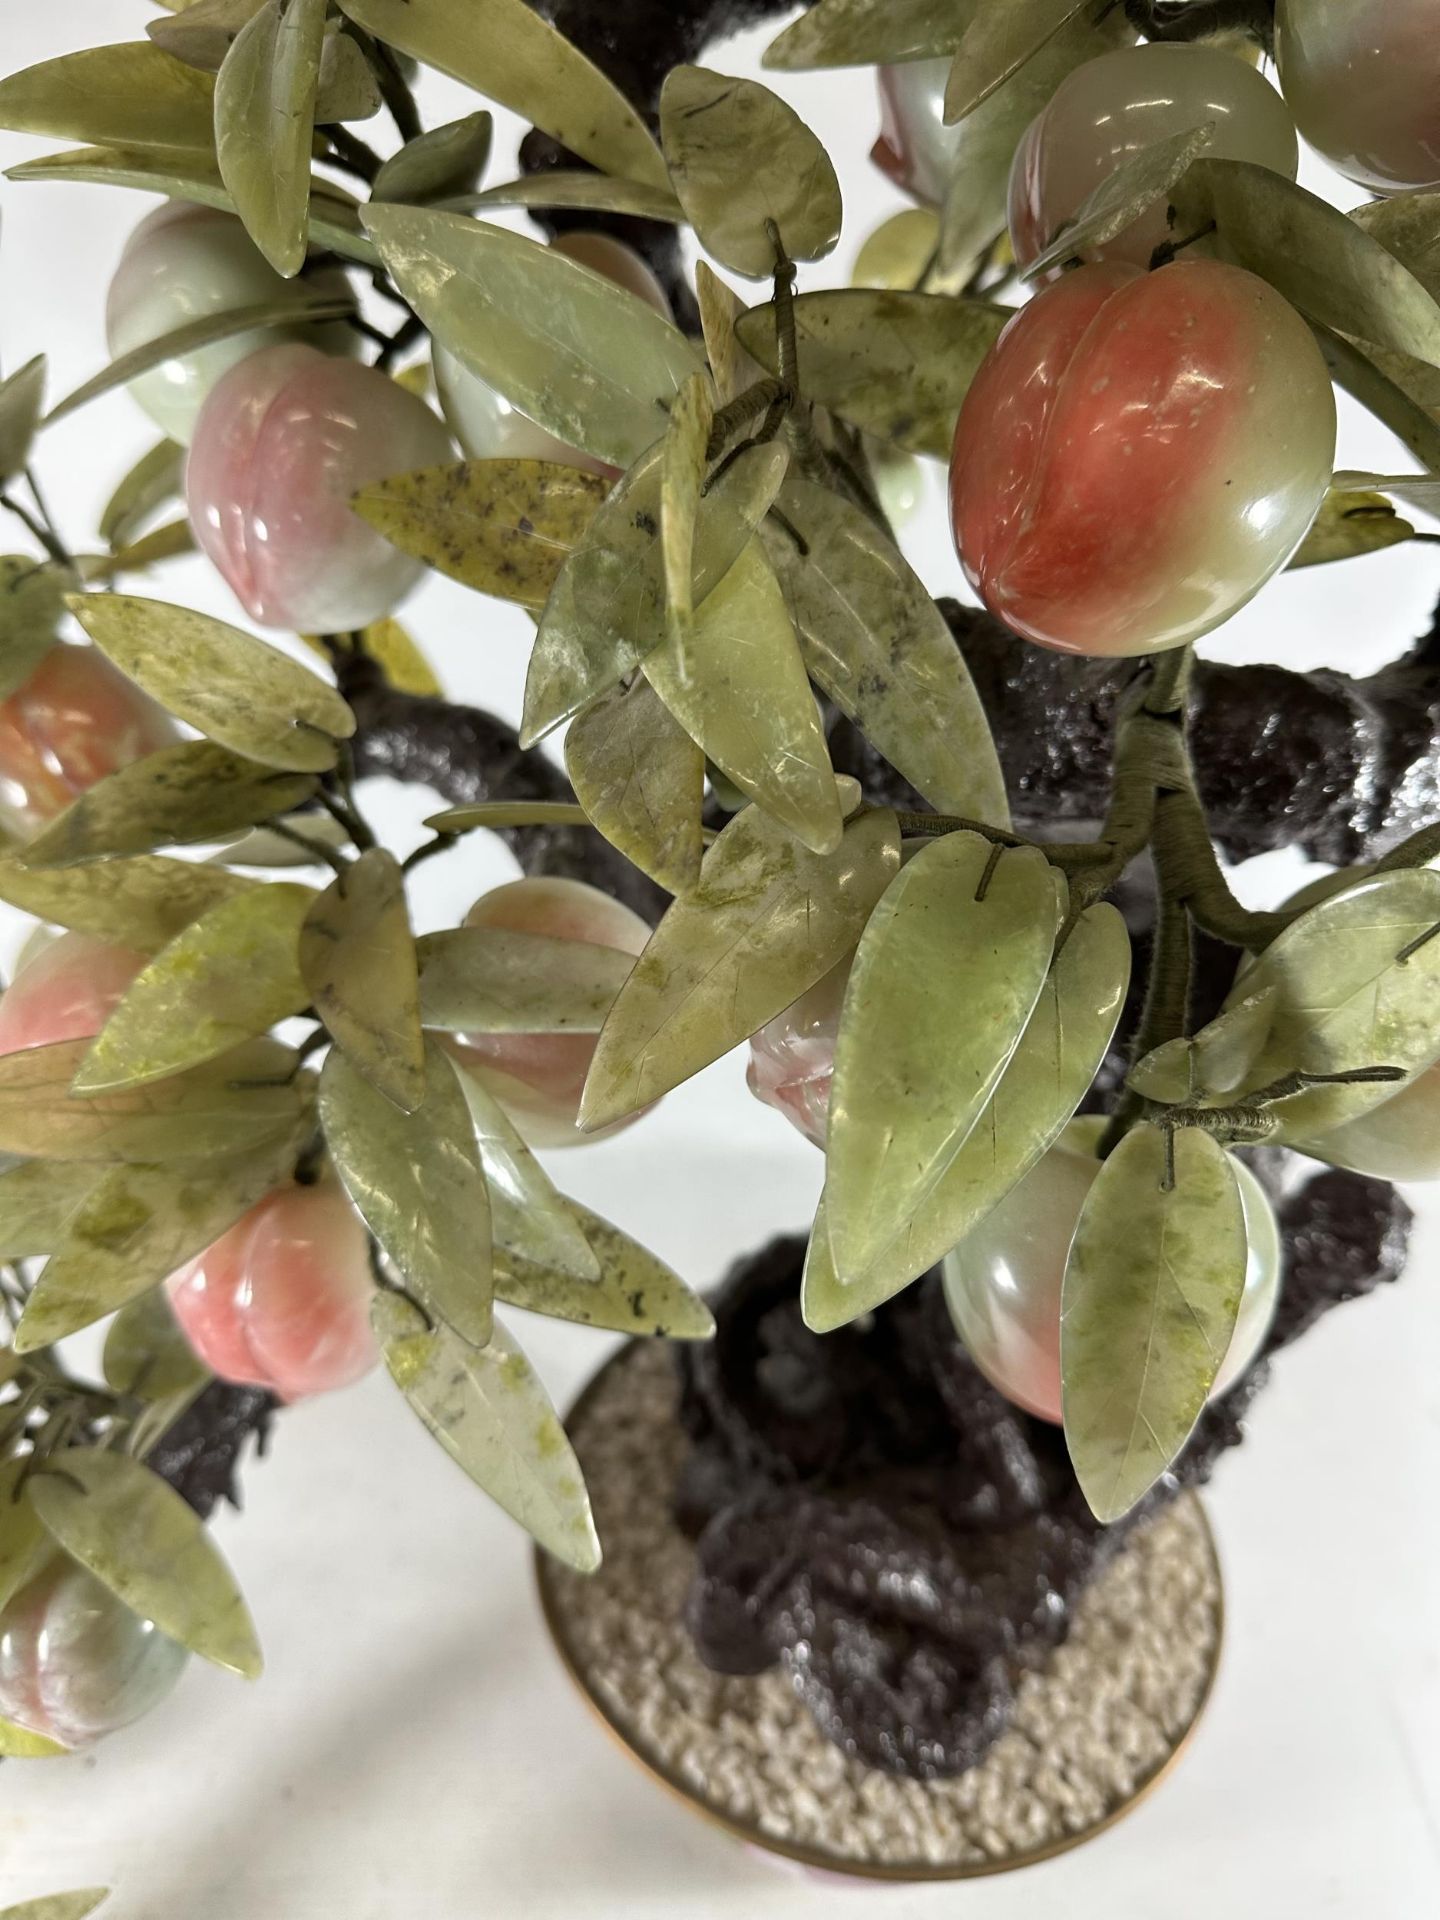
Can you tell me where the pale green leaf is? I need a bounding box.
[372,111,493,205]
[1348,190,1440,304]
[90,519,197,582]
[944,0,1089,123]
[662,373,715,639]
[853,208,943,291]
[565,675,705,898]
[0,559,68,703]
[313,20,383,122]
[1288,488,1415,568]
[1129,985,1278,1106]
[0,1462,52,1615]
[0,1159,100,1258]
[1023,120,1217,280]
[425,802,589,834]
[0,42,216,151]
[104,1287,211,1401]
[99,440,185,552]
[460,173,684,222]
[215,0,327,276]
[0,851,254,952]
[0,1892,109,1918]
[1316,328,1440,476]
[0,1723,74,1762]
[148,0,269,74]
[1332,470,1440,518]
[451,1065,598,1282]
[416,927,635,1035]
[301,849,426,1113]
[0,357,46,487]
[495,1201,713,1340]
[695,262,764,407]
[766,0,974,69]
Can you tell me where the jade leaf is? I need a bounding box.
[1316,329,1440,477]
[74,884,315,1094]
[28,1447,262,1676]
[425,802,589,834]
[1022,120,1217,280]
[1348,191,1440,304]
[0,42,216,151]
[67,593,355,773]
[0,1722,73,1760]
[373,111,494,205]
[495,1201,714,1341]
[451,1065,599,1282]
[301,850,426,1114]
[416,927,635,1035]
[0,851,254,952]
[565,675,705,898]
[0,558,68,704]
[148,1,270,74]
[372,1293,599,1571]
[1332,470,1440,517]
[0,357,45,486]
[765,0,974,69]
[301,616,441,698]
[662,373,715,639]
[853,208,943,290]
[320,1039,492,1349]
[695,262,765,406]
[826,833,1059,1277]
[0,1894,110,1919]
[761,472,1010,825]
[660,66,842,278]
[1130,985,1278,1106]
[461,173,684,222]
[0,1462,52,1615]
[944,0,1090,124]
[0,1159,100,1259]
[215,0,327,276]
[352,459,608,611]
[1061,1123,1246,1523]
[103,1287,211,1402]
[313,21,382,122]
[209,811,351,871]
[336,0,668,190]
[581,801,900,1130]
[1288,489,1415,568]
[99,440,185,552]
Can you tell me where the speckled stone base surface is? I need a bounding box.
[538,1343,1223,1880]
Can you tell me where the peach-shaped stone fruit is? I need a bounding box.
[1276,0,1440,194]
[0,931,146,1057]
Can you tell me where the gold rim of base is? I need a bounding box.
[536,1343,1226,1884]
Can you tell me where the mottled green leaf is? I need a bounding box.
[735,291,1006,459]
[0,357,45,487]
[461,172,683,222]
[425,801,589,834]
[1348,190,1440,304]
[0,1892,109,1918]
[943,0,1088,123]
[804,901,1129,1330]
[0,1463,52,1615]
[337,0,668,189]
[565,675,705,898]
[301,850,425,1112]
[321,1039,491,1348]
[28,1447,261,1676]
[1289,489,1415,568]
[373,1293,598,1570]
[581,801,900,1130]
[91,519,197,581]
[495,1201,713,1339]
[827,833,1059,1276]
[0,42,216,151]
[215,0,327,276]
[209,811,351,870]
[1130,985,1278,1106]
[853,208,943,291]
[1332,470,1440,518]
[417,927,635,1035]
[67,593,355,773]
[0,559,67,703]
[1023,120,1216,280]
[0,1159,100,1258]
[0,851,253,952]
[373,111,493,204]
[762,473,1009,824]
[662,374,714,639]
[1061,1124,1246,1523]
[451,1065,598,1281]
[99,441,185,552]
[314,21,383,122]
[353,459,608,611]
[104,1287,211,1401]
[1317,328,1440,476]
[766,0,973,69]
[148,0,269,74]
[364,206,701,469]
[0,1722,73,1761]
[695,262,763,407]
[20,742,317,869]
[75,884,314,1094]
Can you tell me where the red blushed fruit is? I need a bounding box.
[166,1181,377,1403]
[442,876,651,1149]
[746,957,849,1150]
[0,644,178,840]
[0,932,146,1056]
[949,259,1336,657]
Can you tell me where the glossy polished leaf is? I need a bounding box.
[208,811,350,870]
[0,1893,110,1919]
[643,539,841,854]
[27,1448,262,1676]
[762,473,1009,824]
[21,743,317,869]
[495,1202,713,1340]
[1289,489,1415,568]
[0,1159,99,1258]
[301,850,426,1113]
[0,852,252,953]
[0,1463,51,1616]
[0,357,45,486]
[452,1066,598,1282]
[320,1039,491,1348]
[373,111,494,205]
[95,519,197,581]
[803,901,1129,1330]
[337,0,667,189]
[695,262,763,406]
[99,441,185,552]
[581,802,900,1129]
[0,558,68,703]
[660,67,842,278]
[827,833,1059,1277]
[1171,161,1440,371]
[565,676,705,898]
[416,927,634,1035]
[1023,121,1217,280]
[944,0,1088,123]
[313,23,382,122]
[364,206,701,468]
[1333,470,1440,518]
[74,884,314,1094]
[16,1133,298,1352]
[463,173,684,222]
[522,441,787,743]
[148,0,269,74]
[662,374,714,638]
[1061,1124,1246,1523]
[215,0,327,276]
[373,1293,598,1571]
[1317,329,1440,476]
[1130,986,1278,1107]
[1349,191,1440,304]
[735,292,1007,458]
[103,1287,210,1401]
[425,802,589,834]
[67,594,355,773]
[853,209,943,290]
[0,43,216,150]
[353,459,608,611]
[766,0,973,69]
[301,616,441,698]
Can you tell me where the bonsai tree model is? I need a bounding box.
[0,0,1437,1881]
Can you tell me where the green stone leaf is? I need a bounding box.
[352,458,608,611]
[661,374,714,639]
[314,21,383,122]
[827,833,1059,1277]
[735,291,1007,458]
[1022,120,1217,280]
[0,1893,110,1918]
[803,901,1129,1331]
[20,742,318,869]
[581,801,900,1130]
[320,1038,491,1348]
[943,0,1089,124]
[659,66,842,278]
[15,1130,302,1351]
[300,850,426,1113]
[0,357,46,487]
[1348,190,1440,304]
[1316,329,1440,475]
[853,208,943,291]
[90,519,197,583]
[695,262,766,408]
[209,810,351,870]
[425,801,589,834]
[1129,985,1278,1106]
[337,0,668,190]
[521,440,787,743]
[74,883,315,1094]
[0,42,216,151]
[215,0,327,277]
[451,1065,599,1282]
[495,1201,714,1340]
[0,1159,100,1258]
[565,675,705,898]
[99,440,185,553]
[67,593,355,773]
[27,1447,261,1676]
[1171,160,1440,372]
[0,558,68,703]
[148,0,269,75]
[461,173,684,222]
[766,0,973,69]
[5,146,378,266]
[1332,470,1440,518]
[643,538,842,855]
[373,1293,598,1570]
[761,473,1010,825]
[1061,1124,1247,1524]
[416,927,635,1035]
[0,1721,73,1761]
[103,1287,211,1402]
[0,851,254,952]
[0,1462,52,1615]
[1288,489,1415,568]
[372,111,494,205]
[364,206,702,469]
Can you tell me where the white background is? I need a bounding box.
[0,4,1437,1914]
